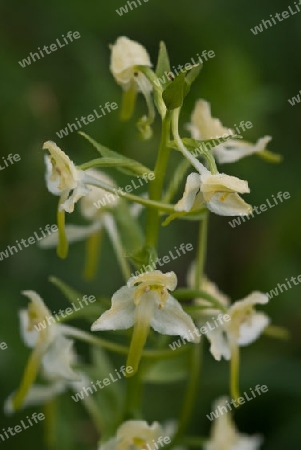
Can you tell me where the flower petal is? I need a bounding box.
[43,141,78,193]
[128,270,177,291]
[91,286,135,331]
[201,173,250,195]
[4,382,66,415]
[42,335,79,381]
[110,36,152,90]
[188,99,233,141]
[39,222,103,248]
[213,136,272,164]
[151,295,200,342]
[207,192,252,216]
[238,312,270,346]
[175,172,202,212]
[206,326,231,361]
[60,179,91,213]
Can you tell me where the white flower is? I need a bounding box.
[40,169,119,247]
[205,397,262,450]
[187,100,271,164]
[8,291,79,412]
[92,270,200,374]
[201,286,270,361]
[175,169,252,216]
[110,36,152,92]
[92,270,199,342]
[43,140,91,213]
[99,420,163,450]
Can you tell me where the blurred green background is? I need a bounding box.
[0,0,300,448]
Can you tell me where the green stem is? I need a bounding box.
[84,175,176,213]
[168,344,202,448]
[194,214,208,289]
[63,326,189,359]
[174,289,227,313]
[180,437,207,448]
[145,111,172,248]
[124,371,143,420]
[230,342,240,402]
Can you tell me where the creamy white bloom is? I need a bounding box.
[187,100,271,164]
[110,36,152,92]
[8,291,79,412]
[99,420,163,450]
[175,168,252,216]
[91,270,200,343]
[197,283,270,361]
[20,291,79,379]
[40,169,119,247]
[205,397,262,450]
[43,141,91,213]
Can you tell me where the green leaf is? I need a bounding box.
[162,63,202,111]
[162,72,186,110]
[78,131,153,176]
[48,276,106,321]
[155,41,171,79]
[185,64,203,88]
[129,245,158,271]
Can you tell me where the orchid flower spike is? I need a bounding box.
[187,99,272,164]
[91,270,200,374]
[205,397,262,450]
[8,291,79,412]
